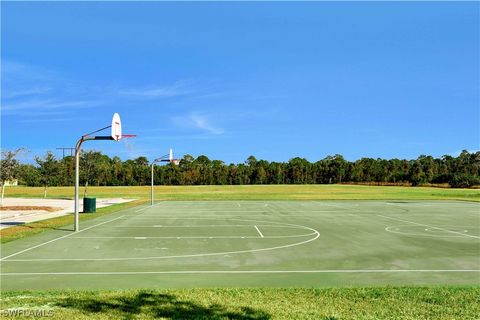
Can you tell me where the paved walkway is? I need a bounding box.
[0,198,134,229]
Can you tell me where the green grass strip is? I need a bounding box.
[3,185,480,201]
[1,287,479,319]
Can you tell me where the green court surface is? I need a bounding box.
[1,201,479,290]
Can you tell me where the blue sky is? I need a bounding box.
[2,2,479,164]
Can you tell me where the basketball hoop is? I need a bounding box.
[111,113,122,141]
[120,134,137,139]
[74,112,136,232]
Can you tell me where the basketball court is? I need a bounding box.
[1,200,478,290]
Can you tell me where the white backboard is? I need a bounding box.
[111,113,122,141]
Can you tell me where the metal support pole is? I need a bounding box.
[149,155,169,208]
[74,138,84,232]
[151,163,154,206]
[74,136,100,232]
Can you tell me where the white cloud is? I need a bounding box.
[3,87,52,100]
[2,60,55,82]
[190,114,224,135]
[18,117,84,123]
[2,60,103,116]
[2,98,103,115]
[172,113,224,135]
[118,80,195,98]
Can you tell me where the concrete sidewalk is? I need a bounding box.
[0,197,135,229]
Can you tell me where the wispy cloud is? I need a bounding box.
[135,134,225,142]
[190,114,224,135]
[2,60,55,82]
[118,80,195,98]
[2,98,103,115]
[3,86,52,99]
[172,113,224,135]
[2,61,104,116]
[18,117,85,123]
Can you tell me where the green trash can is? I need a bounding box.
[83,197,96,213]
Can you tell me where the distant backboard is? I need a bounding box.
[111,113,122,141]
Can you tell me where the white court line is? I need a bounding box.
[123,214,350,220]
[3,221,320,262]
[134,202,162,213]
[254,225,264,238]
[69,233,316,239]
[112,224,260,228]
[2,269,479,276]
[129,211,338,217]
[107,224,304,229]
[385,225,475,238]
[378,215,480,239]
[134,210,270,213]
[134,206,151,213]
[0,216,125,261]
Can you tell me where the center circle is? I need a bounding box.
[52,218,321,262]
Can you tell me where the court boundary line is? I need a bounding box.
[1,200,161,261]
[134,202,162,213]
[0,216,125,261]
[2,269,479,276]
[385,225,477,238]
[378,215,480,239]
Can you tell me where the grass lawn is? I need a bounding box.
[1,287,479,319]
[4,184,480,201]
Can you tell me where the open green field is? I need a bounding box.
[4,184,480,201]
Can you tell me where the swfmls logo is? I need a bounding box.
[1,309,54,317]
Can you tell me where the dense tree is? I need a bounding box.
[17,164,41,187]
[35,151,60,198]
[13,150,480,188]
[0,148,25,205]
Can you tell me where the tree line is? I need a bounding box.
[1,150,479,194]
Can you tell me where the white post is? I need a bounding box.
[74,138,83,232]
[151,163,154,206]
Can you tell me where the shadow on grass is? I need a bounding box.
[55,291,271,320]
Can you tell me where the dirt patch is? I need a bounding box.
[0,206,62,212]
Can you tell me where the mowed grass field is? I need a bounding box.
[1,186,479,319]
[1,287,479,320]
[4,184,480,201]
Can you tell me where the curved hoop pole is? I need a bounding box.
[74,136,96,232]
[74,132,136,231]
